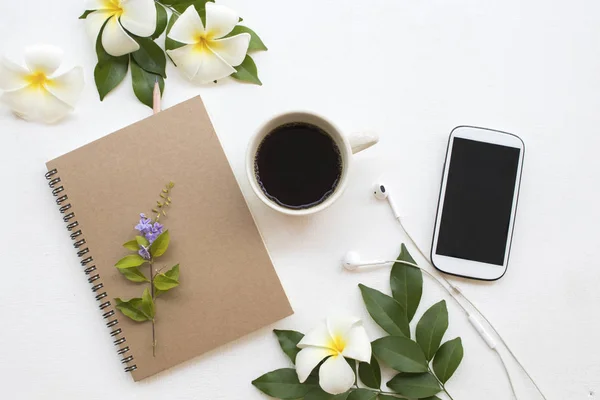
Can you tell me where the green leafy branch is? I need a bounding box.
[114,182,180,357]
[252,244,464,400]
[80,0,268,108]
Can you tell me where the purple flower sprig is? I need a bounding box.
[135,213,164,259]
[114,181,179,358]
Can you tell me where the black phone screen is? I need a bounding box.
[436,137,521,266]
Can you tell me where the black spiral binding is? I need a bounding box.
[45,169,137,373]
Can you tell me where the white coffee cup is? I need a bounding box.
[246,112,378,216]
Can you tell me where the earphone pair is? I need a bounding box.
[343,182,430,272]
[340,182,547,400]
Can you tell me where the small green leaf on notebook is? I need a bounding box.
[115,254,147,269]
[150,230,169,258]
[154,264,180,296]
[115,297,150,322]
[119,267,149,283]
[165,264,180,280]
[136,235,149,247]
[123,240,139,251]
[142,288,155,319]
[154,272,179,291]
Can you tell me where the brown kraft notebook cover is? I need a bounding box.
[45,96,293,381]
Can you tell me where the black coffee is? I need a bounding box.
[255,123,342,209]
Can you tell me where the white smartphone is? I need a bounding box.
[431,126,525,281]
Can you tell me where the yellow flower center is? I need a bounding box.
[25,71,50,88]
[103,0,124,16]
[194,35,213,53]
[329,335,346,354]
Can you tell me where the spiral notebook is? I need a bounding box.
[45,96,293,381]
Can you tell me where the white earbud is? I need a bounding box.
[373,182,400,219]
[342,251,396,271]
[342,251,361,270]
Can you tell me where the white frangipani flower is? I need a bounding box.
[0,45,84,124]
[166,3,250,84]
[85,0,157,57]
[296,317,372,395]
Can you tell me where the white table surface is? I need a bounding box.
[2,0,599,399]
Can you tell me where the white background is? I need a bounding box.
[1,0,599,399]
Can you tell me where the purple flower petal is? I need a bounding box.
[138,246,151,260]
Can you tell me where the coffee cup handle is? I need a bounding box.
[348,132,379,154]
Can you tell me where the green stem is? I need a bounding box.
[150,259,157,357]
[428,366,455,400]
[155,0,181,16]
[351,384,406,398]
[378,390,400,396]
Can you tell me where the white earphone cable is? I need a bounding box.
[395,217,547,400]
[495,348,519,400]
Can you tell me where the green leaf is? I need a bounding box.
[149,230,170,258]
[79,10,95,19]
[115,298,150,322]
[372,336,428,373]
[432,337,463,384]
[380,395,439,400]
[390,244,423,322]
[94,24,129,100]
[154,264,180,296]
[132,37,167,78]
[273,329,304,364]
[231,55,262,85]
[119,267,149,283]
[141,287,155,319]
[304,388,330,400]
[94,58,128,100]
[152,3,168,39]
[115,254,147,269]
[162,0,214,23]
[123,240,139,251]
[252,368,316,399]
[165,264,180,280]
[136,235,149,247]
[386,373,441,398]
[130,58,164,109]
[305,388,348,400]
[416,300,449,361]
[154,271,179,291]
[359,284,410,337]
[347,389,378,400]
[226,25,268,51]
[358,355,381,389]
[165,14,186,53]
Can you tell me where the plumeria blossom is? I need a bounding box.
[296,317,371,394]
[85,0,157,57]
[167,3,250,84]
[0,45,84,124]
